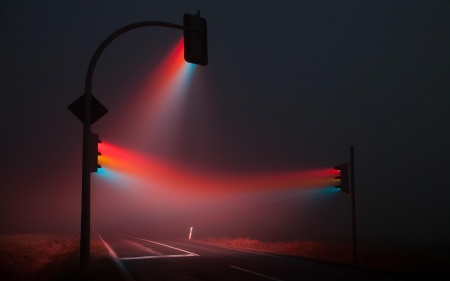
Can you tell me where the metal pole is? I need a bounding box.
[78,21,204,277]
[350,145,357,266]
[80,122,91,277]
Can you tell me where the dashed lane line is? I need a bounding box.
[231,265,285,281]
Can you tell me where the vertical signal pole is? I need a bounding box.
[80,93,92,279]
[350,146,357,266]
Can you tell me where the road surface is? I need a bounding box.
[98,233,397,281]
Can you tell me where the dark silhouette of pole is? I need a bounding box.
[350,145,357,266]
[79,21,204,277]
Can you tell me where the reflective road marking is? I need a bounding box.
[231,265,285,281]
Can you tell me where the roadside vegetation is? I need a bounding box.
[198,237,450,280]
[0,233,123,281]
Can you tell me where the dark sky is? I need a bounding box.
[1,1,450,257]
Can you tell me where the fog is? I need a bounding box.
[1,0,450,259]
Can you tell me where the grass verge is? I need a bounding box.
[197,237,450,280]
[0,233,123,281]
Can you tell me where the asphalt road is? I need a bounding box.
[98,233,397,281]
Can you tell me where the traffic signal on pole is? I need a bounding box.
[334,163,350,193]
[90,133,102,172]
[183,10,208,65]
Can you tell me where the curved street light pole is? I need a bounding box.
[80,21,203,277]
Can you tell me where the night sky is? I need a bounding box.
[1,1,450,257]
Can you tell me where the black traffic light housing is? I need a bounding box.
[90,133,102,172]
[183,10,208,65]
[334,163,350,193]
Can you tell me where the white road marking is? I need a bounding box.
[192,240,284,258]
[121,253,197,260]
[120,234,199,256]
[194,240,397,280]
[97,233,136,281]
[231,266,285,281]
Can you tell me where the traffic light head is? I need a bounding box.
[334,163,350,193]
[90,133,102,173]
[183,10,208,65]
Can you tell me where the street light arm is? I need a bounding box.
[83,21,202,123]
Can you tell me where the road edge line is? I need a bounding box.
[97,233,136,281]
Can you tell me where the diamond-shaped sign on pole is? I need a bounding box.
[68,95,108,125]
